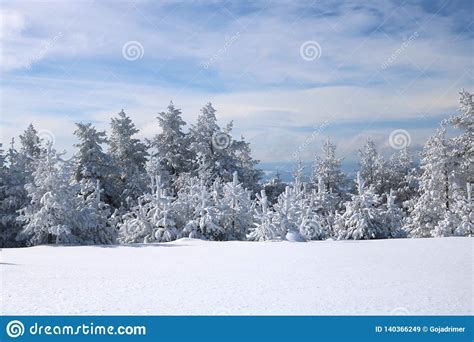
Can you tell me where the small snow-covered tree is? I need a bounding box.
[109,110,148,208]
[309,176,339,237]
[359,138,388,195]
[74,179,116,244]
[387,147,418,207]
[219,172,253,240]
[312,138,346,194]
[432,183,473,237]
[119,176,177,243]
[293,160,305,192]
[273,186,306,241]
[194,183,224,240]
[335,172,385,240]
[247,190,277,241]
[382,189,406,238]
[299,191,327,240]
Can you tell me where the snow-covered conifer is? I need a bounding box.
[109,110,148,208]
[358,138,388,195]
[73,123,118,207]
[312,138,346,194]
[219,172,253,240]
[444,90,473,188]
[247,190,277,241]
[119,176,177,243]
[75,179,117,244]
[433,183,473,237]
[273,186,306,240]
[382,189,406,238]
[150,102,191,179]
[335,172,385,240]
[405,129,453,237]
[17,144,78,245]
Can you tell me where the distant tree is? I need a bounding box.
[358,138,388,195]
[312,138,346,194]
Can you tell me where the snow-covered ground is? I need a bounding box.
[1,237,472,315]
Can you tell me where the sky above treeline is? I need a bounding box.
[1,0,472,173]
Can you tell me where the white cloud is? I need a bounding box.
[0,0,471,164]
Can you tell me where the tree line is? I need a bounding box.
[0,91,472,247]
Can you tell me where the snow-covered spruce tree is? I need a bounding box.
[247,189,277,241]
[308,176,339,237]
[299,189,327,240]
[428,91,474,237]
[219,172,254,240]
[194,182,223,240]
[293,160,305,193]
[173,174,202,230]
[73,123,119,208]
[19,124,43,163]
[149,101,191,180]
[1,135,43,247]
[335,172,386,240]
[108,110,148,209]
[405,129,453,238]
[17,144,78,245]
[382,189,406,238]
[444,90,473,188]
[387,147,418,208]
[0,143,16,247]
[231,136,263,194]
[187,103,261,189]
[312,138,346,195]
[432,183,473,237]
[175,177,223,240]
[74,179,117,244]
[188,102,232,183]
[119,175,177,243]
[358,138,389,195]
[273,186,307,241]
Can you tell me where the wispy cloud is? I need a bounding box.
[1,0,472,165]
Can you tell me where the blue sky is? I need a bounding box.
[1,0,473,171]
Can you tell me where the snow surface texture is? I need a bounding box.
[1,237,472,315]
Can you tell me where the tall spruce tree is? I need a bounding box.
[109,110,148,208]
